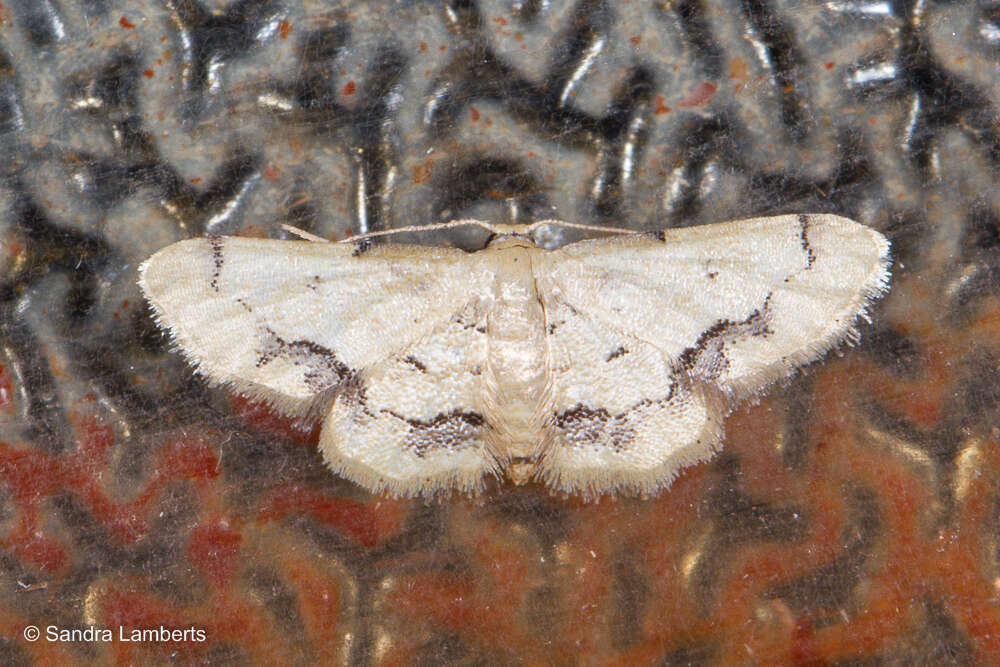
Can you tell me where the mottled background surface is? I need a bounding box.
[0,0,997,664]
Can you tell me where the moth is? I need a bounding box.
[138,214,890,497]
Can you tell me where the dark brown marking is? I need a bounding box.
[402,355,427,372]
[676,294,774,380]
[256,327,352,391]
[455,314,484,331]
[208,236,224,291]
[553,385,677,453]
[707,271,718,279]
[649,230,666,242]
[351,238,374,257]
[555,405,635,452]
[339,373,368,408]
[547,303,577,335]
[797,214,817,270]
[235,297,253,313]
[605,345,628,362]
[386,409,486,457]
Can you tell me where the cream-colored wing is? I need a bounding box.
[534,214,890,495]
[319,299,496,496]
[536,297,726,496]
[139,235,495,415]
[536,214,890,399]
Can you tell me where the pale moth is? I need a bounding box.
[138,214,890,498]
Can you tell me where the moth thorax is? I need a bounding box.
[483,252,550,462]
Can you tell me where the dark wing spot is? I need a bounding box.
[387,409,486,457]
[707,271,718,279]
[351,238,374,257]
[455,313,486,332]
[553,386,677,453]
[648,230,666,242]
[255,327,352,391]
[209,235,224,292]
[547,303,577,336]
[605,345,628,362]
[402,355,427,372]
[797,214,817,270]
[339,373,368,408]
[555,405,635,453]
[676,294,774,380]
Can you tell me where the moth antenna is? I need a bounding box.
[336,219,499,244]
[281,224,330,243]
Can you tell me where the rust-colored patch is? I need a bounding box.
[257,486,384,547]
[119,15,135,29]
[153,435,220,482]
[20,532,67,573]
[729,57,749,82]
[676,81,717,108]
[231,394,319,444]
[188,520,242,588]
[0,362,12,409]
[413,158,434,184]
[654,94,672,114]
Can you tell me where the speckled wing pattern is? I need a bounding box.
[319,298,495,495]
[532,214,890,495]
[139,214,890,497]
[139,236,499,494]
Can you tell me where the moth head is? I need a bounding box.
[484,223,538,248]
[484,220,636,250]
